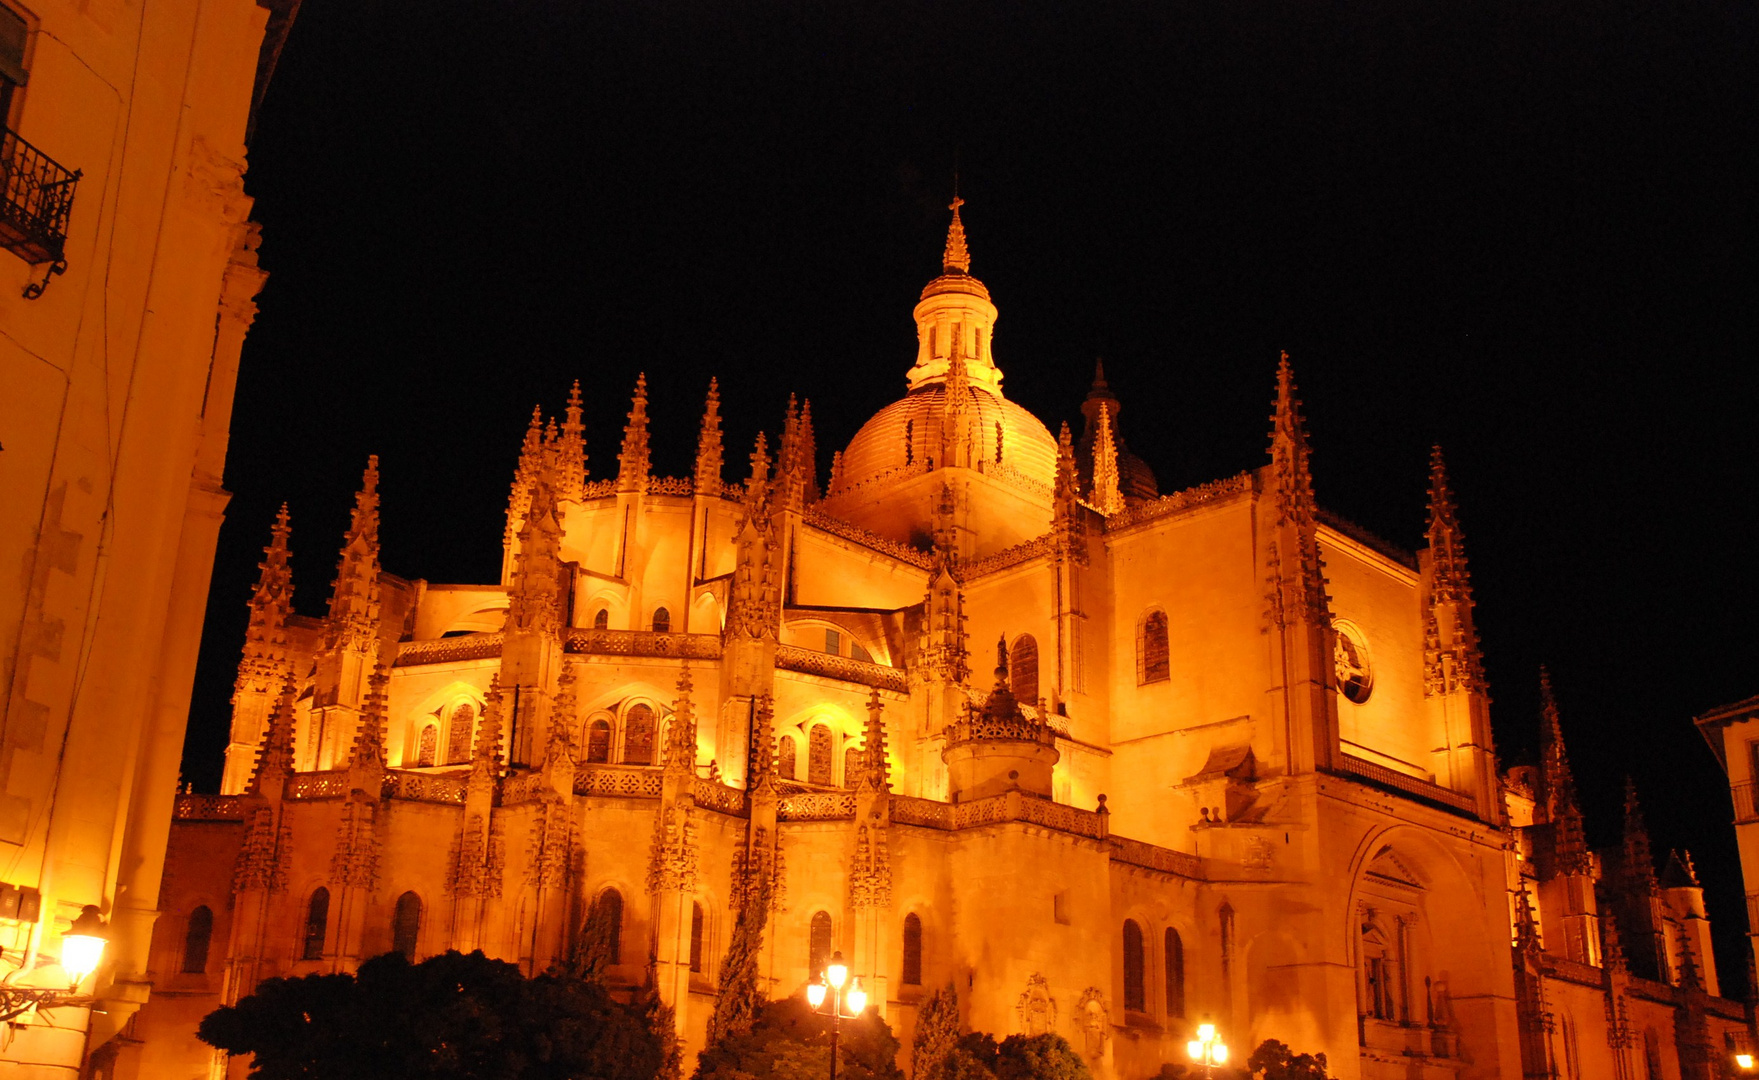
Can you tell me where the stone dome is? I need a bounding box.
[834,384,1059,498]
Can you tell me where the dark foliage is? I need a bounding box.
[951,1032,1092,1080]
[198,949,665,1080]
[910,982,961,1080]
[694,994,905,1080]
[1246,1039,1329,1079]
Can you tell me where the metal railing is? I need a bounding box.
[1,126,79,291]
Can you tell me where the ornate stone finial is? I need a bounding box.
[617,373,651,491]
[242,504,295,669]
[777,395,814,509]
[247,673,300,795]
[1054,422,1080,523]
[475,677,506,769]
[506,407,546,544]
[748,694,777,792]
[509,468,565,636]
[943,194,971,274]
[695,378,724,493]
[797,399,818,503]
[859,689,891,792]
[327,456,383,651]
[1264,353,1328,630]
[1089,400,1123,515]
[348,663,390,773]
[555,381,587,502]
[920,564,970,684]
[1622,777,1659,893]
[1422,446,1486,696]
[1601,910,1629,974]
[827,449,844,497]
[665,662,698,773]
[1536,668,1590,874]
[744,431,771,511]
[994,634,1010,688]
[547,663,579,769]
[1427,447,1471,602]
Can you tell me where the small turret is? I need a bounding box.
[942,636,1059,802]
[618,373,651,493]
[907,194,1002,394]
[327,456,383,652]
[555,381,587,502]
[858,690,891,793]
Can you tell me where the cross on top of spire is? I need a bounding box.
[943,194,971,274]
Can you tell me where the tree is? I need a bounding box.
[199,949,665,1080]
[694,994,906,1080]
[573,891,623,980]
[1245,1039,1328,1080]
[950,1032,1092,1080]
[911,982,961,1080]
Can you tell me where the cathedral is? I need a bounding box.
[135,203,1748,1079]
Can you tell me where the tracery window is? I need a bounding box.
[303,888,329,961]
[446,703,475,764]
[809,911,833,978]
[1334,620,1374,704]
[690,901,705,973]
[902,913,923,986]
[586,718,611,764]
[652,607,671,633]
[1122,919,1146,1012]
[808,724,833,786]
[417,724,438,767]
[183,906,213,974]
[778,735,798,780]
[624,704,656,765]
[593,607,610,630]
[392,891,421,960]
[1010,634,1039,704]
[1138,610,1170,684]
[844,745,862,788]
[1164,928,1184,1018]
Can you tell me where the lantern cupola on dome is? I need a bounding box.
[905,196,1003,395]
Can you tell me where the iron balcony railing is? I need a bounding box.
[1,125,80,271]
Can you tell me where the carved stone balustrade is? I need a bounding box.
[394,632,505,667]
[386,770,468,804]
[776,791,858,821]
[575,766,664,799]
[173,794,248,821]
[1338,754,1475,815]
[774,643,908,692]
[286,771,351,800]
[563,628,722,660]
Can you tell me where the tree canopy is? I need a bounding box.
[693,994,905,1080]
[198,949,667,1080]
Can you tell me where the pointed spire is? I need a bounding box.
[1268,351,1312,466]
[246,673,299,796]
[1601,910,1629,974]
[942,194,971,274]
[547,663,578,770]
[507,408,545,544]
[347,664,390,773]
[1623,777,1659,893]
[1537,669,1590,874]
[778,395,808,509]
[921,563,970,684]
[1089,400,1123,515]
[618,373,651,491]
[798,399,818,503]
[243,504,294,665]
[858,690,891,793]
[695,378,724,493]
[475,678,506,770]
[327,456,382,649]
[1054,422,1080,523]
[1264,353,1327,629]
[665,662,698,773]
[1427,447,1471,602]
[555,381,587,502]
[827,450,844,497]
[744,431,770,510]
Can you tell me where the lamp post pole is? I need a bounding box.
[807,950,867,1080]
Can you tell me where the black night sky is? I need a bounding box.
[189,0,1755,987]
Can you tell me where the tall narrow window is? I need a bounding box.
[1011,635,1039,704]
[690,902,705,973]
[808,724,833,785]
[844,745,862,788]
[303,888,329,961]
[587,719,612,764]
[417,724,439,767]
[0,6,26,123]
[902,913,923,986]
[1139,610,1170,684]
[1219,902,1235,990]
[809,911,833,977]
[392,892,421,959]
[446,704,475,764]
[652,608,671,633]
[1164,928,1184,1018]
[778,735,798,780]
[593,607,610,630]
[1122,919,1146,1012]
[183,906,213,974]
[624,704,656,765]
[589,889,625,966]
[824,628,842,655]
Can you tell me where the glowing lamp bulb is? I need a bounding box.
[1738,1053,1755,1070]
[61,905,108,987]
[826,951,849,990]
[806,980,828,1009]
[846,979,868,1016]
[1197,1022,1217,1043]
[1187,1041,1204,1061]
[1211,1043,1228,1064]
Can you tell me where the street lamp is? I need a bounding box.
[806,951,868,1080]
[1735,1051,1755,1071]
[1186,1019,1229,1078]
[0,904,110,1023]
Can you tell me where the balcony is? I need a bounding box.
[1,126,79,286]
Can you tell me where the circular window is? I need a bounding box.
[1333,621,1373,705]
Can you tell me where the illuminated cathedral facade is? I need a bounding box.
[135,205,1748,1079]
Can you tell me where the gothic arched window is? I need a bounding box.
[417,724,439,767]
[591,888,625,966]
[1164,928,1185,1018]
[652,607,671,633]
[183,906,213,974]
[809,911,833,978]
[302,888,329,961]
[1011,634,1039,704]
[690,901,705,973]
[393,891,421,960]
[844,745,862,788]
[1138,610,1170,684]
[586,718,611,764]
[446,703,475,764]
[808,724,833,786]
[778,735,798,780]
[624,704,656,765]
[1122,919,1146,1012]
[593,607,610,630]
[902,913,923,986]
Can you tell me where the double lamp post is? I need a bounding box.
[807,950,869,1080]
